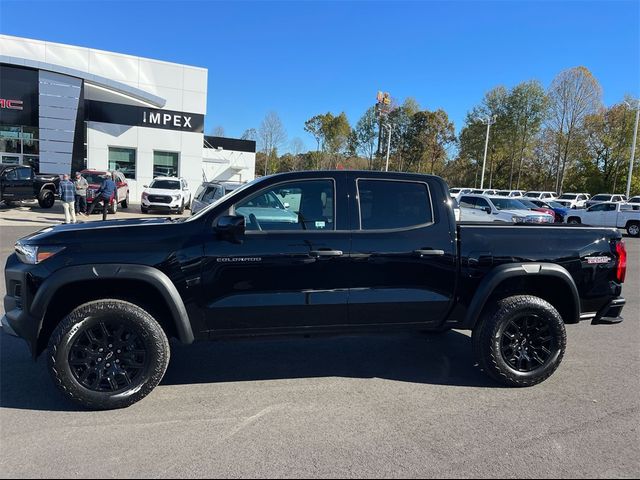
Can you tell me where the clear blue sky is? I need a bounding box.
[1,0,639,152]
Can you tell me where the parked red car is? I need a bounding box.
[81,169,130,214]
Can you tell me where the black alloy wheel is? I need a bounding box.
[499,314,554,373]
[68,320,149,393]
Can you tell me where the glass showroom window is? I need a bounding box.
[153,151,179,178]
[109,147,136,179]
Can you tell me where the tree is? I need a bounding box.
[404,109,456,174]
[548,66,602,193]
[290,137,306,171]
[258,111,287,176]
[210,125,225,137]
[353,106,378,167]
[388,97,420,171]
[304,115,324,152]
[321,112,351,167]
[241,128,257,141]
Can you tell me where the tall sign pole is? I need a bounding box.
[480,115,497,190]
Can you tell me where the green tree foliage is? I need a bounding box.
[403,109,456,175]
[353,106,378,167]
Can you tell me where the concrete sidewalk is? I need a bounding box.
[0,200,189,227]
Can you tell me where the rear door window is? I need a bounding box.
[357,179,432,230]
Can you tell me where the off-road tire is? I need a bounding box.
[141,206,149,214]
[38,189,55,208]
[178,200,184,215]
[472,295,566,387]
[47,299,170,410]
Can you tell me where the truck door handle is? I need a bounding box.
[310,249,344,258]
[414,249,445,256]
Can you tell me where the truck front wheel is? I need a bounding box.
[38,190,55,208]
[472,295,566,387]
[47,299,170,410]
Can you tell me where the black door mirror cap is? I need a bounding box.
[216,215,246,243]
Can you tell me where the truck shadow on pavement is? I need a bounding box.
[1,330,499,412]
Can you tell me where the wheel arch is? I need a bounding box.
[462,263,581,330]
[31,264,194,357]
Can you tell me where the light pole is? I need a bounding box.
[383,123,393,172]
[624,100,640,198]
[479,115,497,189]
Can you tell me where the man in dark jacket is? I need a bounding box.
[87,173,116,221]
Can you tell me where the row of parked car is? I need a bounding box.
[450,187,640,236]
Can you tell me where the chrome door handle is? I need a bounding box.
[414,249,445,256]
[310,249,344,257]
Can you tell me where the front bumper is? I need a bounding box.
[141,199,182,210]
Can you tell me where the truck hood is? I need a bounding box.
[19,217,179,245]
[144,188,182,196]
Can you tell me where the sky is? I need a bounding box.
[1,0,639,152]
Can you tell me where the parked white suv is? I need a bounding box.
[141,177,192,214]
[555,192,590,209]
[524,191,557,200]
[496,190,526,197]
[585,193,627,209]
[459,194,554,223]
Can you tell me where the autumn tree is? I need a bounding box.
[548,66,602,193]
[403,109,456,175]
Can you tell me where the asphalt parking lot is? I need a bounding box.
[0,210,638,478]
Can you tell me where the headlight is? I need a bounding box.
[142,192,149,200]
[15,243,65,264]
[173,195,181,200]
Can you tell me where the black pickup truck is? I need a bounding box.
[0,164,60,208]
[2,171,627,409]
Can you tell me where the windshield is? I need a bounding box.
[524,192,540,198]
[491,198,528,210]
[450,188,461,194]
[84,173,108,184]
[559,194,577,200]
[150,180,180,190]
[547,201,564,208]
[592,194,611,201]
[629,197,640,203]
[186,177,264,222]
[518,199,537,209]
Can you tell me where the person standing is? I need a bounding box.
[58,174,77,224]
[74,171,88,215]
[87,173,116,221]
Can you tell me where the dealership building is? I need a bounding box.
[0,34,256,200]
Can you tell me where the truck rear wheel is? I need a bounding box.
[38,189,55,208]
[472,295,566,387]
[626,221,640,237]
[47,299,170,410]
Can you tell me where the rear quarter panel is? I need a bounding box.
[455,224,623,318]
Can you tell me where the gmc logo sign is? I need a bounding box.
[0,99,24,110]
[143,111,192,129]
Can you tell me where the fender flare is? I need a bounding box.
[39,183,57,193]
[462,262,580,329]
[31,264,194,344]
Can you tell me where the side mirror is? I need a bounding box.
[484,207,492,214]
[143,185,148,188]
[283,202,290,209]
[216,215,245,243]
